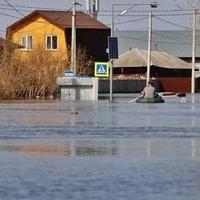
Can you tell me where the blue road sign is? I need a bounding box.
[95,62,109,77]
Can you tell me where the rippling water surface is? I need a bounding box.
[0,95,200,200]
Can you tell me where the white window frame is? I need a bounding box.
[21,35,33,51]
[45,35,58,51]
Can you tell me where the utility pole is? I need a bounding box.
[109,4,114,102]
[71,0,76,76]
[147,12,152,86]
[191,9,196,94]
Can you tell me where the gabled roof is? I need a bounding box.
[7,10,110,31]
[114,48,191,69]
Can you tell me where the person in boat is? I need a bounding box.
[141,81,157,98]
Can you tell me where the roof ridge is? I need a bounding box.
[6,9,110,36]
[36,10,84,13]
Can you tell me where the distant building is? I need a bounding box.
[109,30,200,92]
[113,48,192,93]
[6,10,110,62]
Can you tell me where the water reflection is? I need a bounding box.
[0,138,199,159]
[0,96,200,129]
[0,97,200,200]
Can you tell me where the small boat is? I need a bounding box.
[160,92,176,96]
[136,95,165,103]
[177,93,186,97]
[158,92,186,98]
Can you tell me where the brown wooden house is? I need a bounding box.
[113,48,192,93]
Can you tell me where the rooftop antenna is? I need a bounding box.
[86,0,91,14]
[94,0,99,12]
[86,0,99,19]
[151,0,159,8]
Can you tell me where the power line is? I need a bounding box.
[0,3,199,34]
[154,16,191,30]
[117,34,200,46]
[98,12,193,17]
[175,0,185,10]
[98,8,196,13]
[153,30,194,38]
[114,16,148,25]
[0,11,21,19]
[0,6,31,13]
[0,3,198,14]
[152,31,193,43]
[6,7,76,34]
[0,3,63,11]
[1,8,115,34]
[4,0,25,16]
[0,4,199,19]
[0,4,71,13]
[186,0,193,8]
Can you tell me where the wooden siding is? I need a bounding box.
[157,77,191,93]
[8,15,68,59]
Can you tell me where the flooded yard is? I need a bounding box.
[0,94,200,200]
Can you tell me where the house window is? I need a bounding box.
[21,35,33,50]
[46,35,58,50]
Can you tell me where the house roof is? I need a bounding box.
[7,10,110,31]
[113,48,191,69]
[115,30,200,58]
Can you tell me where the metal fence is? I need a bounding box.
[98,79,147,93]
[99,78,200,93]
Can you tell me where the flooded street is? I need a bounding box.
[0,95,200,200]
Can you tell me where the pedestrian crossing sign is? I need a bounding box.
[94,62,109,77]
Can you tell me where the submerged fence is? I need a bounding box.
[98,80,147,93]
[98,78,200,93]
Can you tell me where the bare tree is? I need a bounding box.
[66,46,94,76]
[0,44,66,99]
[0,44,94,100]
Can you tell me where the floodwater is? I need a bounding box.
[0,94,200,200]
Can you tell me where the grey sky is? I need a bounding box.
[0,0,199,37]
